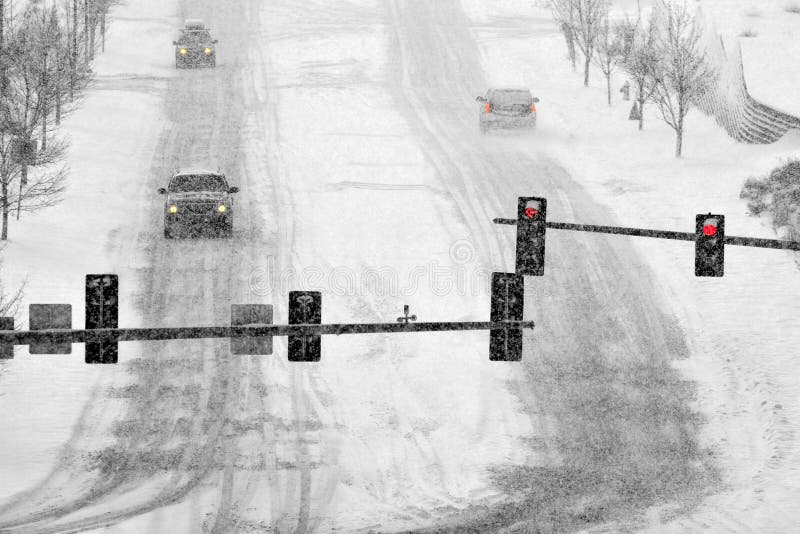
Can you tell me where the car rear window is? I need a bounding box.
[170,174,228,192]
[491,90,532,106]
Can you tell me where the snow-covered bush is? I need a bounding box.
[785,2,800,14]
[741,159,800,234]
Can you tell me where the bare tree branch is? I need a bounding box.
[648,0,716,157]
[552,0,608,86]
[593,13,625,105]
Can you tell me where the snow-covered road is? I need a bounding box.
[4,0,790,532]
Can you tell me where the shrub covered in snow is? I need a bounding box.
[741,159,800,240]
[785,2,800,14]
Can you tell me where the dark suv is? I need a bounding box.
[158,170,239,238]
[173,19,217,68]
[476,88,540,134]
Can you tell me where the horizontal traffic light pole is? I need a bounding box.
[492,218,800,251]
[0,320,536,347]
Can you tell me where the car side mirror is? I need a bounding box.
[229,186,239,193]
[172,41,178,45]
[533,97,540,103]
[213,39,219,44]
[158,187,166,194]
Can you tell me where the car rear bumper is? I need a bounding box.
[480,114,537,129]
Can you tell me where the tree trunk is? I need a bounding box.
[638,99,644,130]
[0,0,5,96]
[89,13,95,60]
[101,11,105,52]
[561,23,576,72]
[56,83,61,124]
[583,52,591,87]
[637,85,645,130]
[42,55,48,150]
[1,178,7,240]
[16,165,25,220]
[606,73,611,106]
[71,0,77,100]
[675,104,684,157]
[84,0,89,66]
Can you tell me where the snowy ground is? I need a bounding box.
[465,0,800,531]
[0,0,798,532]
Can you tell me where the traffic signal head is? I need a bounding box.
[85,274,119,364]
[288,291,321,362]
[489,272,524,361]
[516,197,547,276]
[695,214,724,277]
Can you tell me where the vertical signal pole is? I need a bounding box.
[85,274,118,363]
[516,196,547,276]
[695,214,725,277]
[490,273,525,361]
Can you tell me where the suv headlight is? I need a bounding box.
[217,204,227,213]
[168,204,178,214]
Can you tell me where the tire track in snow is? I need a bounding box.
[0,0,278,531]
[386,1,708,532]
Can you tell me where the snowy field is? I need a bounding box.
[0,0,798,532]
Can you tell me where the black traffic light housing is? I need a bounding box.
[695,214,725,277]
[516,196,547,276]
[489,272,524,361]
[85,274,119,363]
[288,291,321,362]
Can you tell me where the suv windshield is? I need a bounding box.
[170,174,228,192]
[491,90,531,106]
[178,30,212,45]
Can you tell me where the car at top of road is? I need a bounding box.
[158,169,239,238]
[173,19,218,69]
[476,88,540,134]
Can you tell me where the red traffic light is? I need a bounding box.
[702,224,717,236]
[524,207,538,218]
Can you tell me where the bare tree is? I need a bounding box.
[560,21,577,71]
[0,135,67,239]
[0,255,24,319]
[649,0,716,157]
[0,3,68,239]
[552,0,607,86]
[620,15,658,130]
[593,13,625,105]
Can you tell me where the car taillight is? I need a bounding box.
[484,103,492,113]
[531,103,537,113]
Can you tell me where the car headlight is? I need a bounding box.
[204,47,212,55]
[168,204,178,214]
[179,48,187,55]
[217,204,227,213]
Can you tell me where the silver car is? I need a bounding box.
[476,88,539,134]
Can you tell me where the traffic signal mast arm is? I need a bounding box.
[0,320,537,347]
[493,218,800,251]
